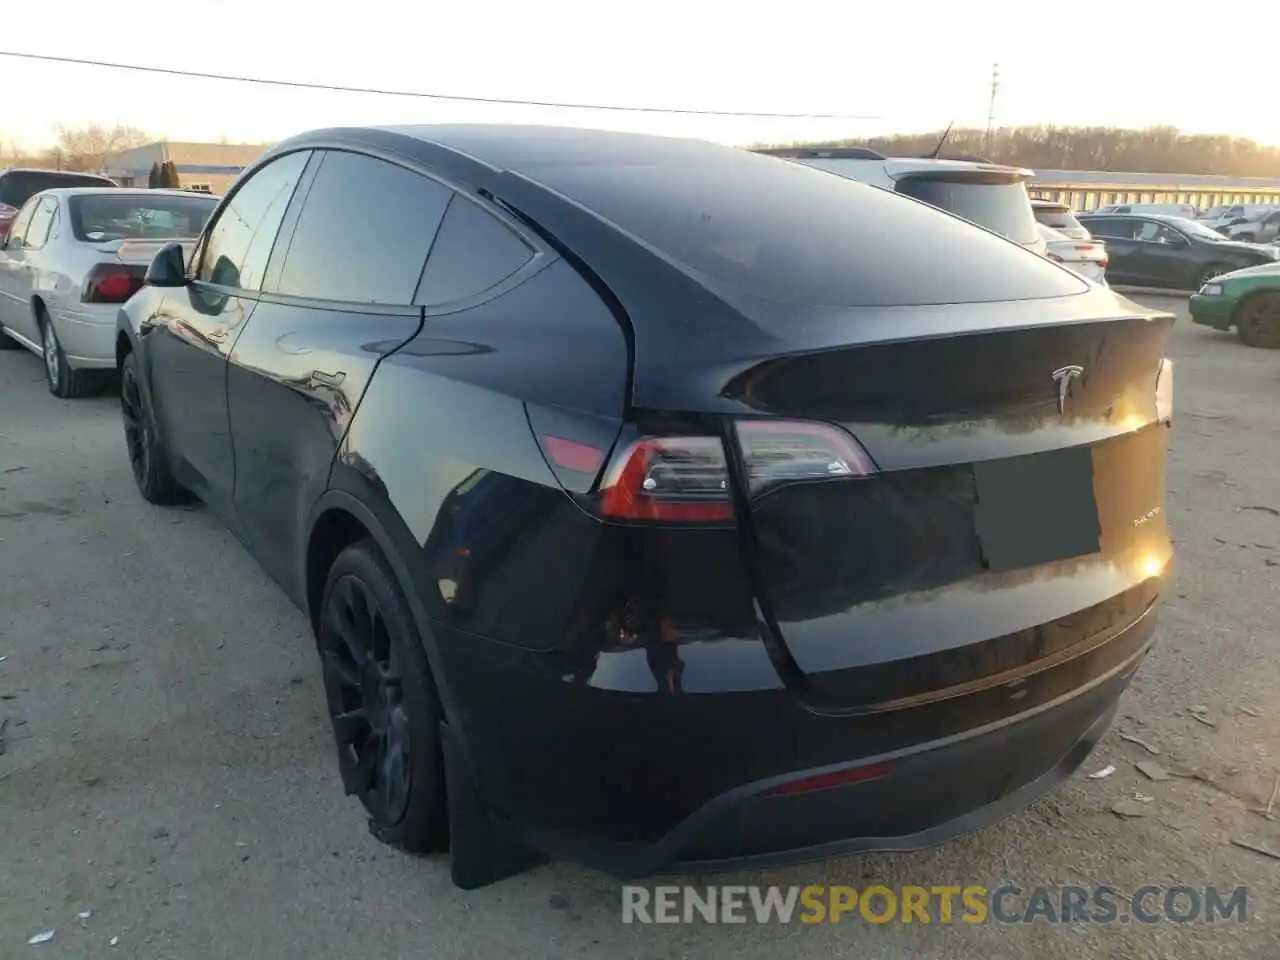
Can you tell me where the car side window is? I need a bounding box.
[273,150,451,305]
[1135,221,1166,243]
[1086,218,1134,240]
[416,195,536,307]
[24,198,57,250]
[197,151,310,291]
[4,199,39,249]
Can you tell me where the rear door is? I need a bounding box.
[0,197,55,340]
[0,198,40,335]
[1084,217,1141,283]
[226,149,451,597]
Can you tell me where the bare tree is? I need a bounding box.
[52,122,151,172]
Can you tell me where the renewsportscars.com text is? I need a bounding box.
[622,884,1248,925]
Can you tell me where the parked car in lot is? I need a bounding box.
[0,188,218,397]
[1190,262,1280,348]
[0,168,117,240]
[1199,203,1275,234]
[1032,200,1091,240]
[755,146,1048,255]
[1079,212,1280,290]
[1038,223,1108,283]
[1093,202,1199,218]
[1222,208,1280,244]
[118,125,1174,889]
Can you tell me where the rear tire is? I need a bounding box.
[1234,292,1280,349]
[40,310,97,399]
[318,540,449,855]
[0,325,19,349]
[119,351,195,504]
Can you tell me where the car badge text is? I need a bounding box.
[1051,365,1084,415]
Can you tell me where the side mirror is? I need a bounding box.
[1165,235,1188,248]
[145,242,188,287]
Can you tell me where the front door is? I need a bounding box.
[143,150,312,508]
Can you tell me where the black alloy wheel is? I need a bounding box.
[1235,292,1280,349]
[119,351,192,504]
[319,541,448,853]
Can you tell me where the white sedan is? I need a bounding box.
[0,188,218,398]
[1038,223,1109,285]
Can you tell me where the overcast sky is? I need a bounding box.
[3,0,1276,150]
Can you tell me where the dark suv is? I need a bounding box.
[0,168,117,238]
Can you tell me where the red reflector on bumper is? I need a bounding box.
[763,761,896,797]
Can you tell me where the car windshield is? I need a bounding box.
[1163,217,1229,242]
[894,177,1040,244]
[69,193,217,242]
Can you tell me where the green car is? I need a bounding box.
[1190,261,1280,348]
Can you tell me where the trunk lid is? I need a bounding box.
[103,238,197,266]
[725,309,1173,713]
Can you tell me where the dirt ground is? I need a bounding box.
[1,294,1277,958]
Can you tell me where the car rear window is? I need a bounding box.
[524,153,1085,308]
[0,171,114,208]
[894,176,1040,245]
[1034,207,1086,233]
[69,193,217,242]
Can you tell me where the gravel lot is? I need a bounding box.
[1,295,1277,959]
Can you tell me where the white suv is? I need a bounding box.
[754,147,1047,256]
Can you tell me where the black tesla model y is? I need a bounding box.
[116,125,1174,889]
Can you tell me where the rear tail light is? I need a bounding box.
[0,202,18,222]
[1156,359,1173,423]
[596,421,876,523]
[83,264,143,304]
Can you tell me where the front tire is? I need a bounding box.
[319,540,449,854]
[1234,292,1280,349]
[1195,264,1233,290]
[40,311,96,399]
[119,351,194,503]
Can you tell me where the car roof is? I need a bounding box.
[253,124,1116,411]
[37,187,213,199]
[1032,200,1071,211]
[0,167,115,179]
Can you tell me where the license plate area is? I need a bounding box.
[974,446,1100,573]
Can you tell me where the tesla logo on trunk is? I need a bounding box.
[1051,365,1084,415]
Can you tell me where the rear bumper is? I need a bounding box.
[51,305,117,367]
[1189,294,1234,329]
[436,598,1158,880]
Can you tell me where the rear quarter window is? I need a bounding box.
[416,195,535,306]
[528,155,1085,308]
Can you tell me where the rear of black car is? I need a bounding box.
[429,142,1173,875]
[0,169,117,238]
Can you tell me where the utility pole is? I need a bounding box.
[985,63,1000,157]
